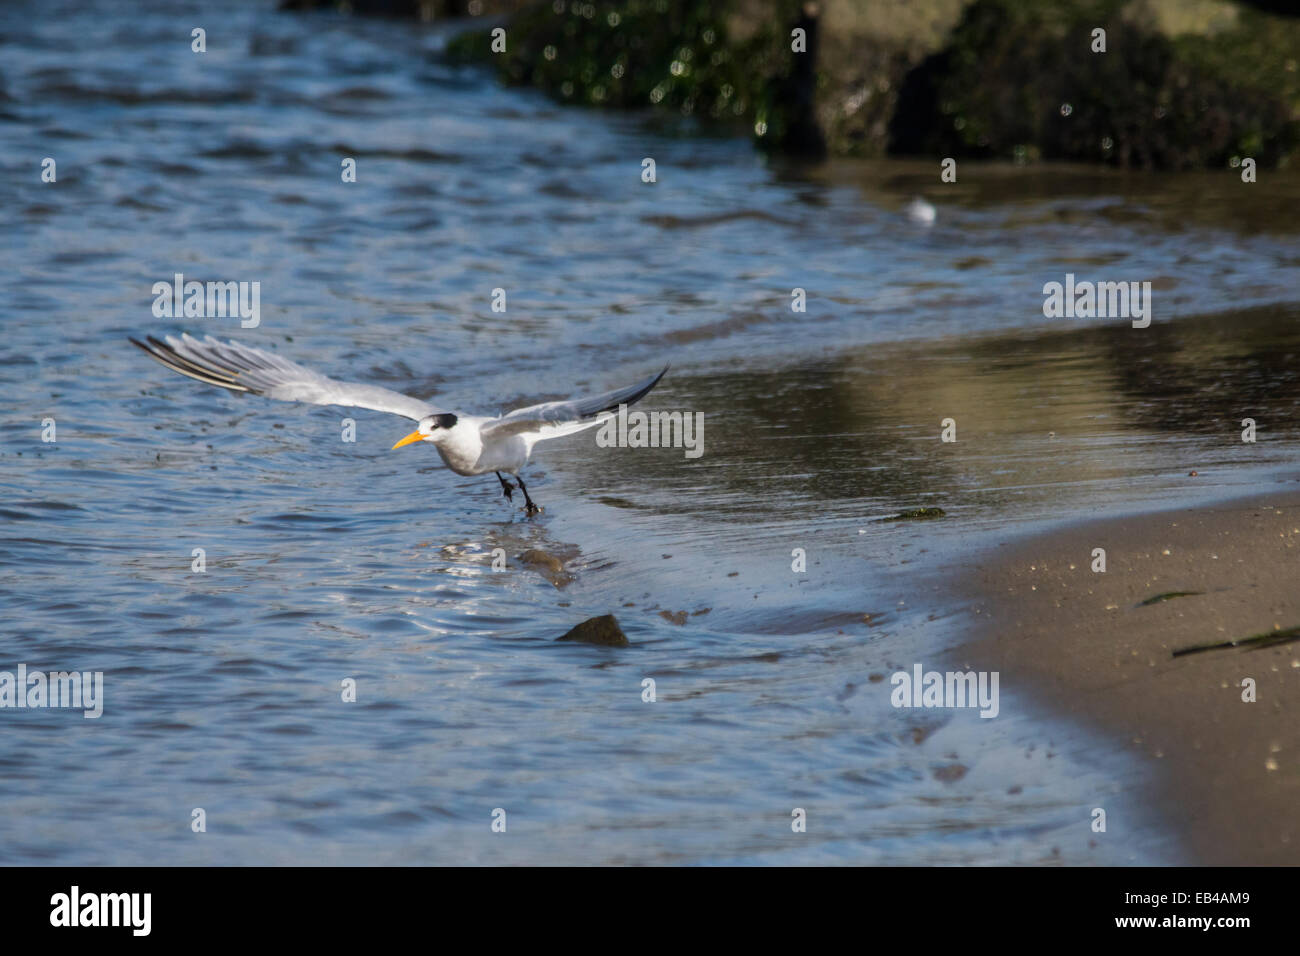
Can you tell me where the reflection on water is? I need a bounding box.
[575,302,1300,533]
[823,158,1300,237]
[0,0,1296,865]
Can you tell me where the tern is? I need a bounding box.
[131,333,667,515]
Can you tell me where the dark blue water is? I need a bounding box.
[3,0,1298,864]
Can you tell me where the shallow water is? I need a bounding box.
[2,0,1298,864]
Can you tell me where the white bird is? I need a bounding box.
[131,333,668,515]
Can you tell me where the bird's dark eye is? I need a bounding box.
[432,413,458,430]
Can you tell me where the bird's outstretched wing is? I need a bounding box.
[480,366,669,441]
[131,333,444,422]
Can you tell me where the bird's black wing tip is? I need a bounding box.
[602,364,669,414]
[129,332,249,392]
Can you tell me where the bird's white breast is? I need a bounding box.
[434,418,528,476]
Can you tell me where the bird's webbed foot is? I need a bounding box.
[517,476,542,516]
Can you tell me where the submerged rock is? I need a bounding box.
[557,613,630,646]
[932,762,968,784]
[518,548,575,587]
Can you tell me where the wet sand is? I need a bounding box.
[957,490,1300,864]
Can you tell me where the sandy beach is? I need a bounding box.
[8,0,1300,869]
[957,490,1300,864]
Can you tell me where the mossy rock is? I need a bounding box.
[889,0,1300,168]
[289,0,1300,167]
[446,0,826,154]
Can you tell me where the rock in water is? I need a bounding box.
[518,548,574,588]
[557,614,628,647]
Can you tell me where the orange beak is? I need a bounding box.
[391,430,425,450]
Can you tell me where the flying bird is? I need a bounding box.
[131,333,667,515]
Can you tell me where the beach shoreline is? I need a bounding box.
[951,488,1300,864]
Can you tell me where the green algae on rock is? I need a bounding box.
[446,0,827,154]
[890,0,1300,169]
[446,0,1300,167]
[290,0,1300,167]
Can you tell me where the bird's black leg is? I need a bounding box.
[516,476,541,515]
[495,471,515,501]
